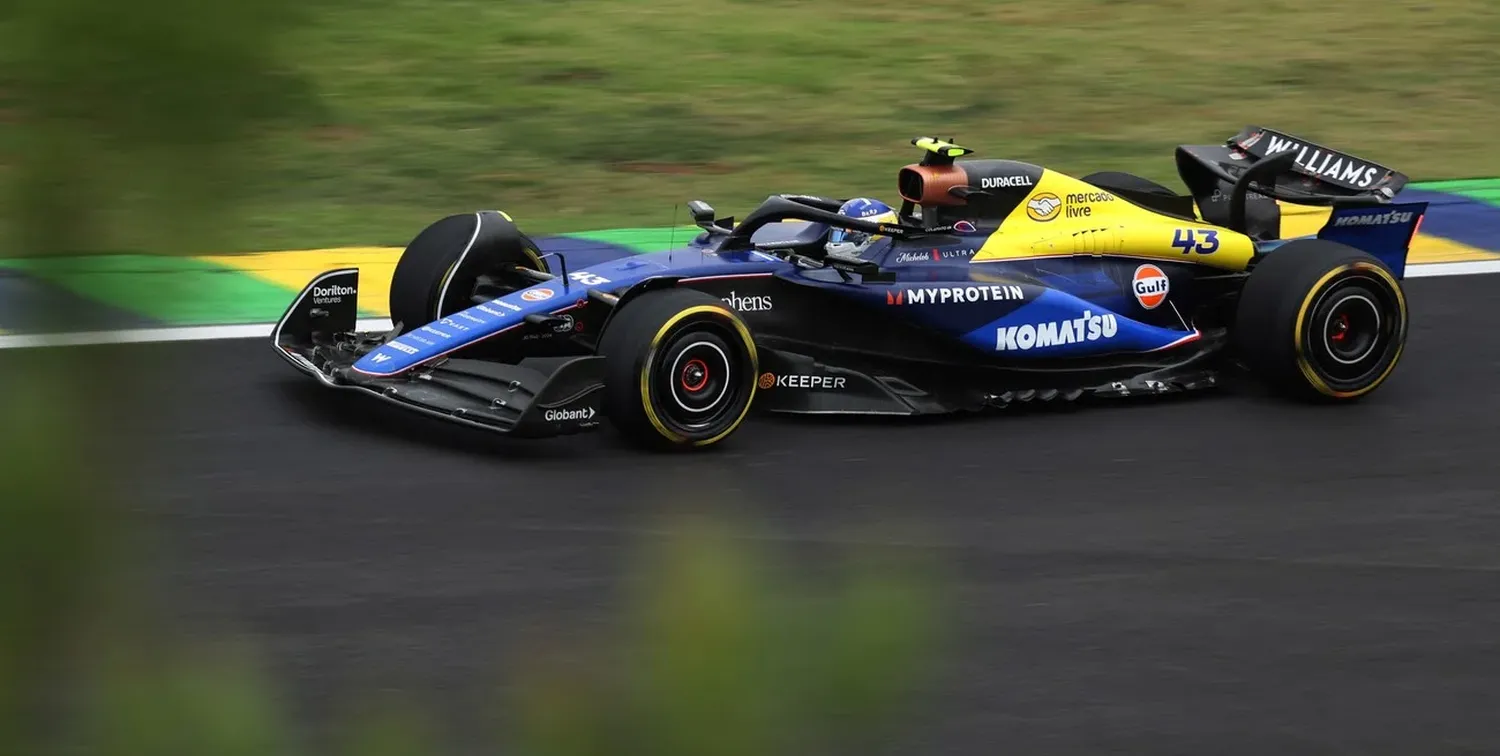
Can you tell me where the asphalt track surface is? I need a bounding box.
[13,272,1500,754]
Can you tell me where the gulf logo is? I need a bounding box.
[521,288,554,302]
[1132,264,1169,310]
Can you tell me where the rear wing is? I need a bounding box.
[1175,126,1412,238]
[1230,127,1407,196]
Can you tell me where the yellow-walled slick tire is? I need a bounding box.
[1235,239,1408,401]
[597,288,759,451]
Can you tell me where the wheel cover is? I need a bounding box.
[1321,292,1381,365]
[642,314,755,441]
[1297,266,1406,395]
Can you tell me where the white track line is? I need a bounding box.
[1402,259,1500,278]
[1,260,1497,351]
[0,318,394,350]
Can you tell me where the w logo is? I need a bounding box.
[886,290,904,305]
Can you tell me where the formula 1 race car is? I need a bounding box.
[272,126,1424,451]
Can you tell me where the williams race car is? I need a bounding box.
[272,126,1423,451]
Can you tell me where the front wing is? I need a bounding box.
[272,268,607,439]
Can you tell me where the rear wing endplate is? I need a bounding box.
[1316,202,1428,279]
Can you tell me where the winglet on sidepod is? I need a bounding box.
[1317,202,1428,280]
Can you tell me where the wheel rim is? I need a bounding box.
[646,318,752,438]
[1300,271,1404,392]
[1321,293,1381,365]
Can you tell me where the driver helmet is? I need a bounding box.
[826,197,899,256]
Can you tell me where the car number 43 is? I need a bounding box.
[1171,228,1220,255]
[569,271,612,286]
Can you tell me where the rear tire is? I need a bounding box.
[388,210,549,333]
[1235,239,1408,401]
[597,288,759,451]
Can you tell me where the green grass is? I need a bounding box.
[16,0,1500,253]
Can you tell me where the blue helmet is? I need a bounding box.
[826,197,898,255]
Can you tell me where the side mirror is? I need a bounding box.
[687,200,715,225]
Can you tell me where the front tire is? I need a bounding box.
[1235,239,1408,401]
[388,210,549,333]
[597,288,759,451]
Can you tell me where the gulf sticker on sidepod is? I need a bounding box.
[1132,264,1169,310]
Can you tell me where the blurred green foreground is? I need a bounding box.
[0,0,943,753]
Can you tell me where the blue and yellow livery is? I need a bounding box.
[272,127,1424,451]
